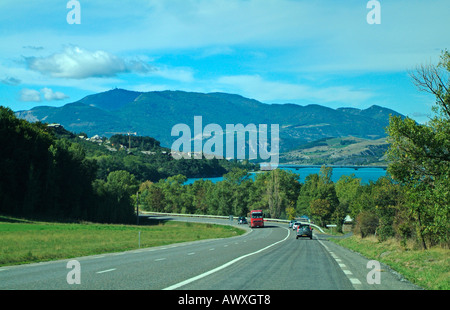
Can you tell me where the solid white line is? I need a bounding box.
[155,258,166,261]
[163,228,291,290]
[96,268,116,274]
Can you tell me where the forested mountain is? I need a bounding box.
[16,89,404,154]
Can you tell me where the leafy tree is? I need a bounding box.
[387,50,450,248]
[92,170,139,223]
[297,166,338,225]
[310,199,332,227]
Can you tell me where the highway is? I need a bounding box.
[0,215,421,290]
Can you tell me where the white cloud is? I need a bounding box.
[25,46,153,79]
[19,89,41,102]
[41,87,69,101]
[153,66,195,83]
[19,87,69,102]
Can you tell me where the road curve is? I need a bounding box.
[0,216,421,290]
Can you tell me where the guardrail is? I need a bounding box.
[140,211,325,233]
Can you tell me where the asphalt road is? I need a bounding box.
[0,215,421,290]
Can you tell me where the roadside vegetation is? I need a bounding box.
[331,235,449,290]
[0,215,244,267]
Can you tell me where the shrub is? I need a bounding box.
[354,211,379,238]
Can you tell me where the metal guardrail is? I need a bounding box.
[140,211,325,233]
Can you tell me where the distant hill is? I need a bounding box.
[280,136,390,166]
[15,89,403,162]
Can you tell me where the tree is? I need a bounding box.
[310,199,332,227]
[249,169,300,219]
[387,50,450,248]
[92,170,139,223]
[296,167,338,226]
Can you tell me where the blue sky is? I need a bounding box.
[1,0,449,123]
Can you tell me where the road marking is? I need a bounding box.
[209,248,215,251]
[96,268,116,274]
[155,258,166,261]
[163,228,291,290]
[188,252,195,255]
[317,239,362,288]
[350,278,362,285]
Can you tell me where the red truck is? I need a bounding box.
[249,210,264,228]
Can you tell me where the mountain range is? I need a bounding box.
[15,88,403,162]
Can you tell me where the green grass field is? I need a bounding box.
[0,216,245,267]
[330,235,449,290]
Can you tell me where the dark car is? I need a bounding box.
[296,224,313,239]
[238,216,248,224]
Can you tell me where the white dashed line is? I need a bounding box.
[318,239,362,288]
[96,268,116,274]
[350,278,362,285]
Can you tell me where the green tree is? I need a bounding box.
[92,170,139,223]
[387,50,450,248]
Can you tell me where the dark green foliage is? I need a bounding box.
[355,211,379,238]
[0,107,134,223]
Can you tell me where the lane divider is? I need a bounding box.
[96,268,116,274]
[163,228,291,290]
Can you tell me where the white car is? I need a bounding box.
[292,222,301,230]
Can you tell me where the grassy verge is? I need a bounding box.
[330,235,449,290]
[0,216,245,267]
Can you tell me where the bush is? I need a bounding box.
[354,211,379,238]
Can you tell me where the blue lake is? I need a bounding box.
[185,165,388,185]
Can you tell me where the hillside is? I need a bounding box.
[280,136,389,166]
[46,123,255,182]
[15,89,403,162]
